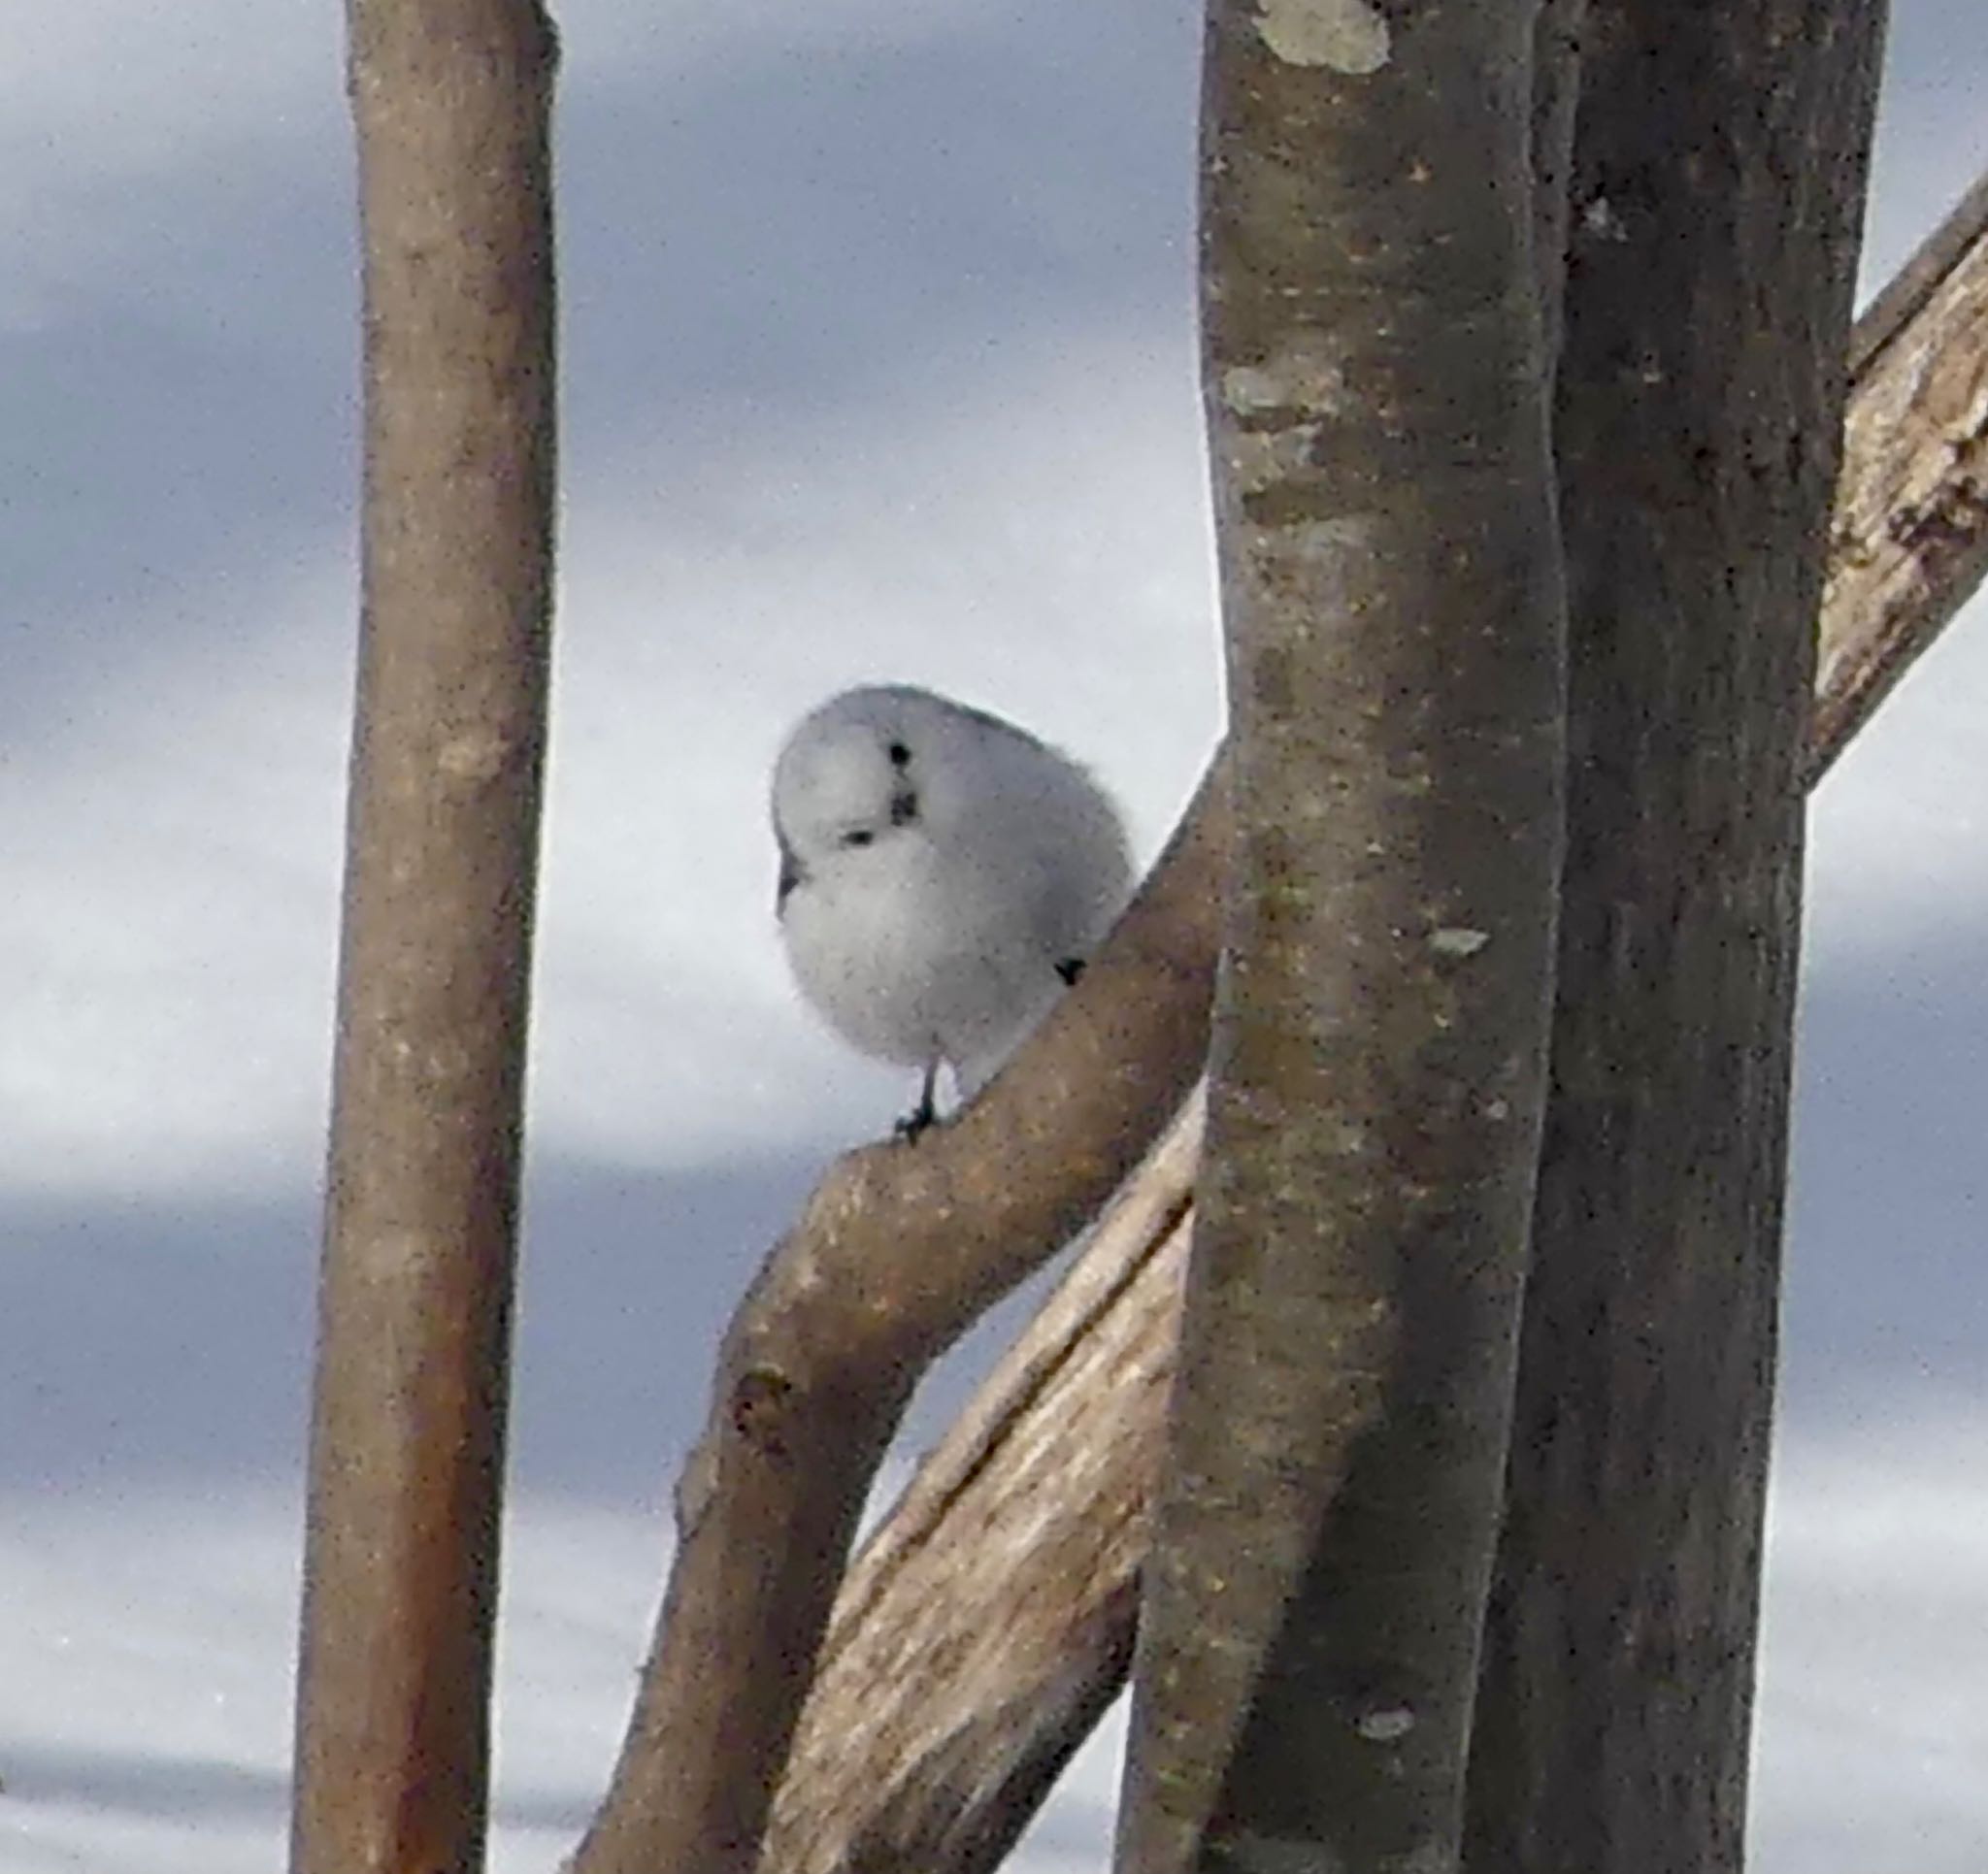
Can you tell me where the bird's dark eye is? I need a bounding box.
[886,740,911,769]
[842,829,875,848]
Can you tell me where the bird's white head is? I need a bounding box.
[771,685,998,904]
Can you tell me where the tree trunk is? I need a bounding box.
[1115,3,1567,1868]
[1464,3,1887,1867]
[289,6,559,1873]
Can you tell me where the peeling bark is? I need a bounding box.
[1810,168,1988,781]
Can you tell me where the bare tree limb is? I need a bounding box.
[764,1094,1203,1874]
[567,775,1228,1874]
[1808,165,1988,782]
[290,6,559,1874]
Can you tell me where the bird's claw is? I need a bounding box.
[895,1061,943,1141]
[893,1104,938,1143]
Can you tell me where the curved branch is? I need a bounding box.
[765,1095,1204,1874]
[566,771,1227,1874]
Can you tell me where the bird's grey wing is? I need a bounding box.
[952,698,1049,753]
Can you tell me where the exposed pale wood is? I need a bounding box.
[1809,167,1988,781]
[290,5,559,1873]
[765,1095,1203,1874]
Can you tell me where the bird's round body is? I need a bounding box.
[772,684,1132,1120]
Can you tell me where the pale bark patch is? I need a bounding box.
[1254,0,1392,74]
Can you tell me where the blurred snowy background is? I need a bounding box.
[1,2,1982,1869]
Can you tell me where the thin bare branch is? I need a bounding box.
[290,5,558,1873]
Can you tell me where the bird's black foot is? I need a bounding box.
[893,1060,943,1142]
[1055,956,1086,987]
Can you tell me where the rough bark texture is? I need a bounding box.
[1529,0,1588,367]
[567,776,1228,1874]
[1464,4,1888,1869]
[289,7,559,1874]
[1810,167,1988,781]
[750,168,1984,1864]
[1115,5,1567,1870]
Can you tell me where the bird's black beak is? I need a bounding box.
[777,836,803,911]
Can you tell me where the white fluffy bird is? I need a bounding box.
[772,683,1133,1133]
